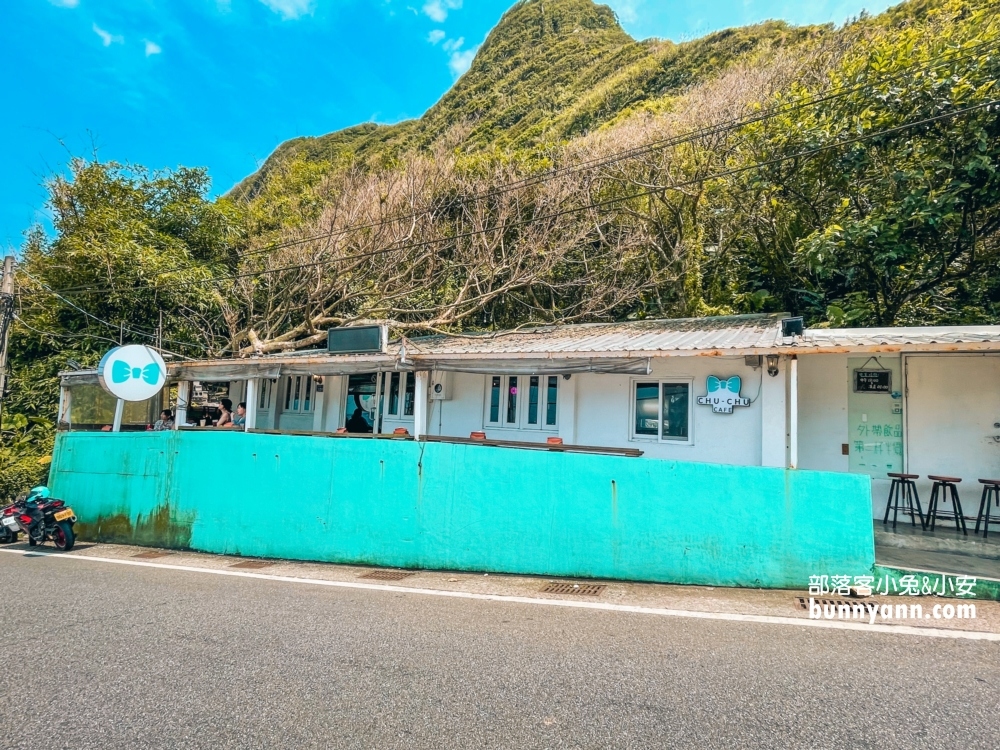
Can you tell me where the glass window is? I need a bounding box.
[258,380,270,410]
[634,382,660,436]
[506,376,518,424]
[489,376,501,423]
[546,376,558,426]
[661,383,689,441]
[345,374,378,433]
[303,376,312,412]
[403,373,415,416]
[292,376,301,411]
[284,377,292,410]
[527,376,539,425]
[388,372,400,416]
[633,381,691,442]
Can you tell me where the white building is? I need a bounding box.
[61,314,1000,522]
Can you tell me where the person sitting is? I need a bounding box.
[231,402,247,430]
[345,407,372,433]
[215,398,233,428]
[154,410,174,431]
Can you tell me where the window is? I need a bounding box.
[257,380,274,410]
[281,376,314,414]
[387,373,400,415]
[631,380,692,443]
[484,373,558,431]
[383,373,416,419]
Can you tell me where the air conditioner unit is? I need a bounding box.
[429,371,451,400]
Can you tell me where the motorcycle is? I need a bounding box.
[0,499,22,544]
[6,486,76,551]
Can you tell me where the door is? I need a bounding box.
[905,355,1000,500]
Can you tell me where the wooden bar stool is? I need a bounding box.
[926,475,968,536]
[974,479,1000,539]
[883,473,924,530]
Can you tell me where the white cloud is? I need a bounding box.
[427,29,445,44]
[48,0,79,8]
[92,23,123,47]
[144,40,162,56]
[442,36,463,52]
[422,0,461,23]
[610,0,640,24]
[449,47,476,78]
[259,0,315,20]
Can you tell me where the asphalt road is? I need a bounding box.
[0,552,998,750]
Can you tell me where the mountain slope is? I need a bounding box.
[232,0,824,198]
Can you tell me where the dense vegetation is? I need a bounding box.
[2,0,998,495]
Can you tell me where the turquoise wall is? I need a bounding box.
[48,431,875,588]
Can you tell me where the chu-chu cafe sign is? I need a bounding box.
[697,375,750,414]
[98,345,167,401]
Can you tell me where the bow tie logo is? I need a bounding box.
[707,376,741,394]
[698,375,750,413]
[111,360,161,386]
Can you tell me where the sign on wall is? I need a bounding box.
[854,369,892,393]
[98,345,167,402]
[697,376,750,414]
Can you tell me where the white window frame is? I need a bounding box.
[383,372,415,419]
[280,375,314,415]
[257,379,275,411]
[629,377,694,445]
[483,373,559,431]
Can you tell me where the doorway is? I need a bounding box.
[905,354,1000,500]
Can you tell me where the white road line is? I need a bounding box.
[1,547,997,641]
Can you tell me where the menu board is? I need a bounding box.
[854,369,892,393]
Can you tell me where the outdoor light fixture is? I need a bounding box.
[66,358,82,371]
[766,354,780,377]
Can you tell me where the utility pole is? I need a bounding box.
[0,255,15,412]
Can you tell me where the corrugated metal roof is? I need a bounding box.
[801,326,1000,348]
[404,314,784,356]
[58,317,1000,386]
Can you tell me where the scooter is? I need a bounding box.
[9,486,76,551]
[0,499,22,544]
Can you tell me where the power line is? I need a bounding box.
[18,271,208,356]
[25,98,999,300]
[239,38,1000,256]
[35,38,1000,296]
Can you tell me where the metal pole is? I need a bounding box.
[0,255,15,412]
[112,398,124,432]
[789,355,799,470]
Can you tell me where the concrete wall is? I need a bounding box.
[49,431,875,589]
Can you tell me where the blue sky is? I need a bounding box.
[0,0,896,249]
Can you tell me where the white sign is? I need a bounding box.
[98,345,167,402]
[697,375,750,414]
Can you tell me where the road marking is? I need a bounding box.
[1,547,997,641]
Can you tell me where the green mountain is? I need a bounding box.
[233,0,825,198]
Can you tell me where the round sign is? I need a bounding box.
[98,345,167,401]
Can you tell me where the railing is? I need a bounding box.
[70,424,642,456]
